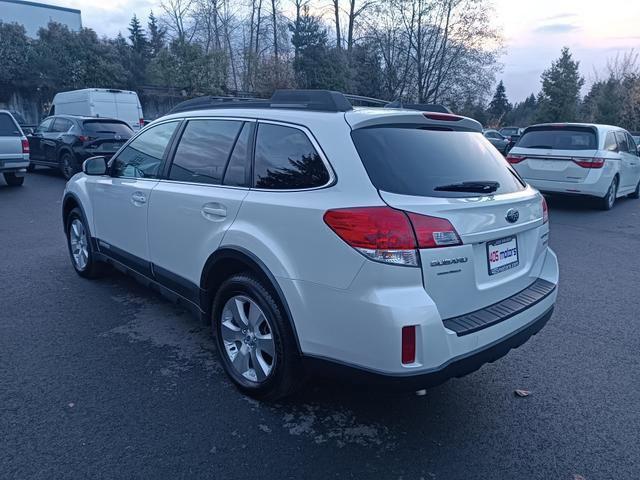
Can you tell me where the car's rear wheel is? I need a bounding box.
[65,208,103,278]
[599,176,618,210]
[3,172,24,186]
[60,152,77,180]
[212,274,302,401]
[628,180,640,199]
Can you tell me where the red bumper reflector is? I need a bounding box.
[401,326,416,364]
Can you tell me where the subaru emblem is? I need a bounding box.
[506,209,519,223]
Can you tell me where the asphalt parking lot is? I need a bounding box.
[1,170,639,480]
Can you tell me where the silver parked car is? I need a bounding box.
[0,110,30,186]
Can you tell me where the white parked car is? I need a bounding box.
[50,88,144,132]
[62,90,558,400]
[0,110,30,186]
[508,123,640,210]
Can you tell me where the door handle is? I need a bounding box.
[201,203,227,221]
[131,191,147,205]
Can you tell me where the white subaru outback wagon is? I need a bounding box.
[62,90,559,400]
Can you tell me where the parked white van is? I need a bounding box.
[49,89,144,131]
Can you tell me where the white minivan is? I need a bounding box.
[50,89,144,131]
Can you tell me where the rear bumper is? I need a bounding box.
[524,168,613,198]
[0,157,29,173]
[305,306,554,390]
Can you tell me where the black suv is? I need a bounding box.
[28,115,133,179]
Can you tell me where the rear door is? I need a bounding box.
[351,124,547,319]
[0,112,23,162]
[45,117,73,162]
[511,126,599,183]
[615,131,637,190]
[625,132,640,187]
[147,118,252,293]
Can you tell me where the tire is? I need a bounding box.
[212,273,303,401]
[60,152,78,180]
[599,176,618,210]
[65,207,104,278]
[26,163,35,173]
[3,172,24,186]
[629,180,640,199]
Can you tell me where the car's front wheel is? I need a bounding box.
[3,172,24,186]
[599,176,618,210]
[65,207,103,278]
[212,274,302,401]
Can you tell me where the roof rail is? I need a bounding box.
[344,94,388,106]
[384,100,452,114]
[168,89,354,115]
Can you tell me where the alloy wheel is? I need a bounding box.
[69,219,89,270]
[220,295,276,383]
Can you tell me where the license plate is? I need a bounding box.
[487,236,519,275]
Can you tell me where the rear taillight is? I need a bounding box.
[21,138,29,154]
[542,196,548,224]
[401,326,416,364]
[78,135,88,142]
[323,206,462,266]
[139,118,144,127]
[506,154,525,164]
[406,212,461,248]
[573,157,604,169]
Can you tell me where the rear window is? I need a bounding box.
[351,127,525,198]
[517,127,597,150]
[83,121,133,136]
[0,113,20,136]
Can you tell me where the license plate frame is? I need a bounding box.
[486,236,519,276]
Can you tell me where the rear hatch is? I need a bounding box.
[508,125,599,183]
[0,112,24,161]
[349,116,547,319]
[81,120,133,155]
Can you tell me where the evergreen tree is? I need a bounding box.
[127,15,149,88]
[487,80,511,126]
[536,47,584,123]
[147,11,166,58]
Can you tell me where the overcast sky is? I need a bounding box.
[46,0,640,103]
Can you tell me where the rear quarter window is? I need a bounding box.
[351,127,525,198]
[517,127,597,150]
[0,113,20,136]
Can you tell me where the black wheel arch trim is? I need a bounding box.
[62,192,92,237]
[201,246,302,354]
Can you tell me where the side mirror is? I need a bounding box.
[82,156,108,176]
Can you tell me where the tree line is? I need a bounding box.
[1,0,499,110]
[0,0,638,131]
[480,48,640,132]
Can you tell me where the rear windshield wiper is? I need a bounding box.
[434,181,500,193]
[524,145,553,149]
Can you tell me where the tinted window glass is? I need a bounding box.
[35,118,54,134]
[615,132,629,153]
[83,121,133,136]
[254,124,330,189]
[604,132,617,151]
[501,128,519,136]
[112,121,179,178]
[52,118,73,133]
[626,133,637,154]
[485,131,499,139]
[169,119,242,185]
[518,127,597,150]
[351,127,525,198]
[0,113,19,136]
[223,123,252,187]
